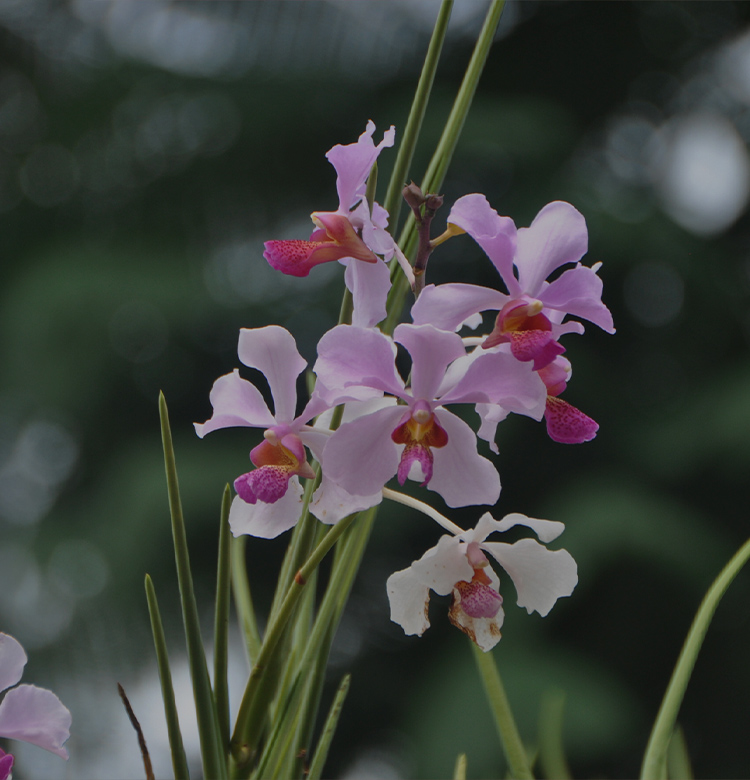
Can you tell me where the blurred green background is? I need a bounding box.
[2,1,750,777]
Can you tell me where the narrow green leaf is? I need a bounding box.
[307,675,352,780]
[159,392,227,780]
[667,725,692,780]
[538,689,571,780]
[214,485,233,752]
[382,0,454,233]
[144,574,190,780]
[471,642,534,780]
[641,536,750,779]
[453,753,467,780]
[383,0,507,336]
[231,535,262,666]
[230,510,360,766]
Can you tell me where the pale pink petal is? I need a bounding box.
[447,194,519,293]
[393,324,465,400]
[0,634,26,693]
[474,402,510,454]
[314,326,404,400]
[410,534,473,596]
[430,409,501,507]
[327,121,395,210]
[345,256,391,329]
[309,476,382,525]
[411,283,508,332]
[386,568,432,637]
[515,201,588,295]
[481,539,578,616]
[237,326,306,423]
[439,349,546,418]
[0,684,71,759]
[227,482,304,539]
[194,370,274,437]
[321,405,405,495]
[475,511,566,544]
[538,265,615,333]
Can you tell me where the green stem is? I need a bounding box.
[471,642,534,779]
[640,536,750,779]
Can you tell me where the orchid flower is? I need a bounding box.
[412,194,615,369]
[0,632,71,774]
[386,512,578,651]
[314,323,546,508]
[264,121,397,328]
[195,325,376,538]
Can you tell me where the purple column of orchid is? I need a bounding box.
[0,633,71,778]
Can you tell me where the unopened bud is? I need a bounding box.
[403,181,426,212]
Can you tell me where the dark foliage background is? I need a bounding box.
[2,1,750,778]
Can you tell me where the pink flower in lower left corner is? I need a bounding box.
[386,512,577,651]
[0,632,71,776]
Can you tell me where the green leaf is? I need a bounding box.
[383,0,507,335]
[231,535,262,666]
[307,674,352,780]
[144,574,190,780]
[381,0,454,234]
[453,753,467,780]
[214,485,233,751]
[538,689,571,780]
[667,725,692,780]
[640,536,750,779]
[159,392,227,780]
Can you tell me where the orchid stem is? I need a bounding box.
[382,487,465,535]
[472,642,534,779]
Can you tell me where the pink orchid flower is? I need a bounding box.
[195,325,378,537]
[314,323,545,508]
[412,194,615,370]
[386,512,578,651]
[264,121,397,328]
[0,632,71,775]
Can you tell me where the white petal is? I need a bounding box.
[386,568,432,636]
[482,539,578,616]
[490,512,567,543]
[411,534,473,596]
[310,476,381,525]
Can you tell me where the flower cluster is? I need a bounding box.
[0,632,71,778]
[196,122,613,650]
